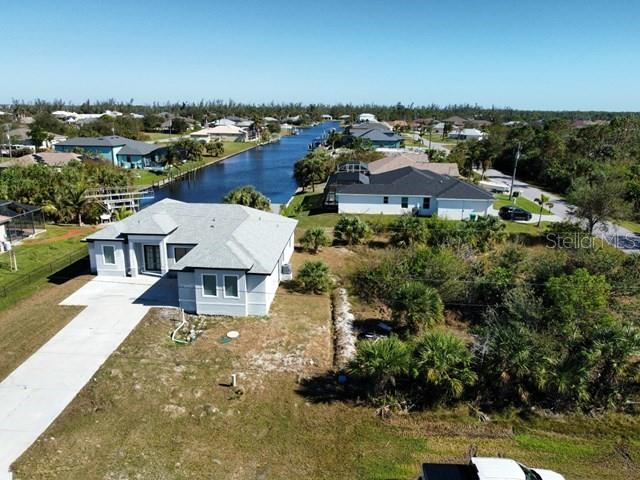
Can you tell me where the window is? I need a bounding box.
[202,274,217,296]
[103,245,116,265]
[383,196,389,204]
[224,275,239,298]
[422,197,431,209]
[401,197,409,208]
[173,247,190,262]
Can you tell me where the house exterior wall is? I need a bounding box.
[436,199,493,220]
[90,240,127,276]
[336,193,436,216]
[126,234,169,276]
[177,271,197,313]
[55,144,120,164]
[166,244,195,269]
[191,268,248,316]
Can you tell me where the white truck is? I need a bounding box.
[420,457,565,480]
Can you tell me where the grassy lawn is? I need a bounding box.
[503,221,552,236]
[13,248,640,479]
[494,194,552,215]
[0,271,91,381]
[618,219,640,234]
[0,224,95,289]
[283,191,401,231]
[143,132,188,141]
[132,141,257,187]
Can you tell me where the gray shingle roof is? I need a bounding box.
[352,129,403,142]
[56,136,163,156]
[336,167,494,200]
[86,199,297,274]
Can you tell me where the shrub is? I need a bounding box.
[334,215,370,245]
[390,281,444,334]
[296,261,332,294]
[389,215,430,247]
[300,227,331,253]
[412,330,477,403]
[347,336,410,395]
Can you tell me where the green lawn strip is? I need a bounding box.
[617,220,640,234]
[0,225,92,288]
[494,194,552,215]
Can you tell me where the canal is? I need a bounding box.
[151,121,339,205]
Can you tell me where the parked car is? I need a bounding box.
[421,457,565,480]
[498,205,532,221]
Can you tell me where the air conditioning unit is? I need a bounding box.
[280,263,293,281]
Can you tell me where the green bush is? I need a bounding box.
[389,215,429,247]
[334,215,370,245]
[296,261,332,294]
[390,281,444,334]
[300,228,331,253]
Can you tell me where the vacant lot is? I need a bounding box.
[12,248,640,479]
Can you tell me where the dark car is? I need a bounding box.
[498,205,532,221]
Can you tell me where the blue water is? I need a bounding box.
[150,121,339,205]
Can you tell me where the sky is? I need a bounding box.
[2,0,640,111]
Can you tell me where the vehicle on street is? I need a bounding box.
[420,457,565,480]
[498,205,533,221]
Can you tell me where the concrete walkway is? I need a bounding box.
[0,276,178,479]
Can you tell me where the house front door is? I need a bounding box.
[143,245,161,273]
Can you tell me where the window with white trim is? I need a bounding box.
[202,274,217,296]
[103,245,116,265]
[224,275,239,298]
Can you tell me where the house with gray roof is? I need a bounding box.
[335,167,494,219]
[85,199,297,316]
[55,135,167,169]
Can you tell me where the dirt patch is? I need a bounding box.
[25,227,97,245]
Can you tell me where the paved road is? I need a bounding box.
[0,276,178,479]
[480,168,640,253]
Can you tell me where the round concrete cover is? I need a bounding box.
[227,330,240,339]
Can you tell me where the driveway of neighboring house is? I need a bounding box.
[0,275,178,479]
[481,168,640,253]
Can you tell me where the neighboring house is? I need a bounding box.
[85,199,297,316]
[190,125,249,143]
[335,167,494,219]
[431,121,446,134]
[352,128,403,148]
[0,200,44,246]
[447,128,485,141]
[321,114,333,120]
[358,113,377,123]
[443,116,467,127]
[55,136,167,169]
[213,118,238,127]
[2,127,67,151]
[0,152,81,169]
[368,152,460,177]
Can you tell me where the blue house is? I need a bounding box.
[352,128,404,148]
[55,136,167,169]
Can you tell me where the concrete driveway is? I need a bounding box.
[0,275,178,479]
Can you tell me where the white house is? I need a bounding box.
[358,113,377,123]
[190,125,249,143]
[85,199,297,316]
[335,167,494,220]
[447,128,485,141]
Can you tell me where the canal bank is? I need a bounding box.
[147,121,339,206]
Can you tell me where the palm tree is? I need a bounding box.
[412,330,477,402]
[333,215,370,245]
[300,227,331,253]
[222,185,271,211]
[348,336,410,395]
[389,215,429,247]
[534,194,553,227]
[390,282,444,334]
[64,183,90,226]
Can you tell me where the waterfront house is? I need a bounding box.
[55,136,167,169]
[85,199,297,316]
[368,152,460,177]
[334,167,494,219]
[351,128,403,148]
[190,125,249,143]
